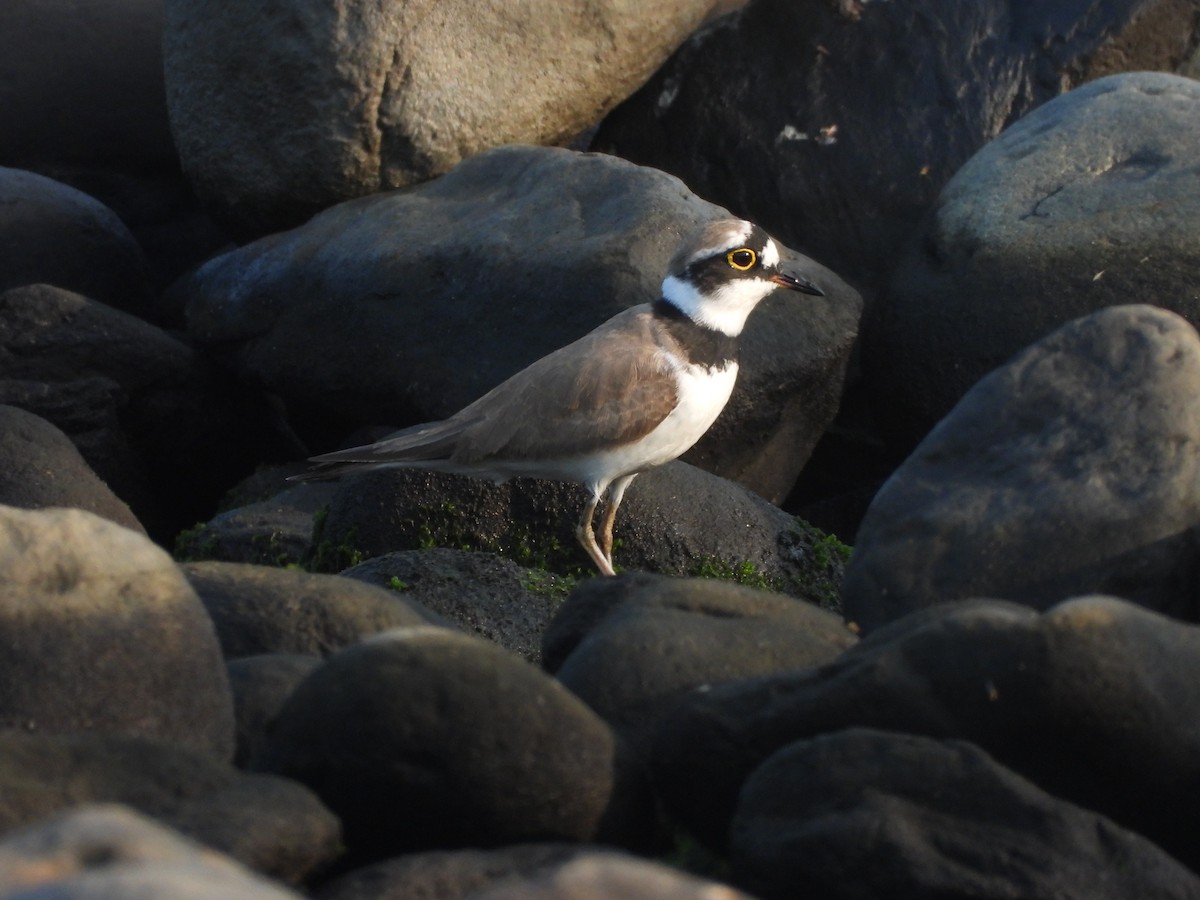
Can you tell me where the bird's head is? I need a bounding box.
[661,218,824,336]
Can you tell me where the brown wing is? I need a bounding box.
[450,306,681,464]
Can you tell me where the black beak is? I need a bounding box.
[771,271,825,296]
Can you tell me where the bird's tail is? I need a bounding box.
[287,415,476,483]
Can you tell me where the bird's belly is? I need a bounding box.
[567,361,738,487]
[639,362,739,464]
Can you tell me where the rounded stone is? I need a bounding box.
[0,504,235,759]
[254,628,655,860]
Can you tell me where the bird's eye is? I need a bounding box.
[727,248,756,271]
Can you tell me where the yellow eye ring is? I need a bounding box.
[727,248,756,271]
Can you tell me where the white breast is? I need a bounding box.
[566,356,739,491]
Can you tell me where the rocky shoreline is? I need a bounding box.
[3,1,1200,897]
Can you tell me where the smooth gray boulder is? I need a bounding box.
[844,304,1200,632]
[0,168,148,313]
[163,0,724,237]
[467,853,756,900]
[731,729,1200,900]
[182,559,445,658]
[254,628,655,862]
[226,654,323,768]
[0,504,235,758]
[0,405,143,533]
[650,596,1200,870]
[546,572,856,751]
[0,805,303,899]
[871,71,1200,448]
[342,549,570,665]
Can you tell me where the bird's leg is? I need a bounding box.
[576,492,616,576]
[598,474,637,571]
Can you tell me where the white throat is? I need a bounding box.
[661,274,778,336]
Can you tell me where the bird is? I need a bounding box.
[291,218,824,576]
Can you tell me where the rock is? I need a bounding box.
[650,596,1200,869]
[226,654,323,767]
[253,628,655,862]
[0,405,143,533]
[467,853,755,900]
[730,728,1200,900]
[315,844,616,900]
[871,71,1200,450]
[843,304,1200,632]
[545,572,856,751]
[0,283,302,542]
[313,462,848,602]
[0,804,303,899]
[0,504,235,759]
[176,145,860,503]
[316,844,751,900]
[0,1,175,174]
[174,476,338,568]
[342,549,571,665]
[182,560,445,659]
[0,733,340,885]
[162,0,723,237]
[594,0,1200,299]
[0,168,149,314]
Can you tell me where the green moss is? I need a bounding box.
[660,823,732,883]
[413,499,592,577]
[520,569,577,597]
[783,519,853,613]
[248,530,299,568]
[691,556,780,591]
[387,575,410,592]
[811,529,853,569]
[172,522,219,562]
[306,506,368,573]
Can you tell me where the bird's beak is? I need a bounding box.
[771,271,825,296]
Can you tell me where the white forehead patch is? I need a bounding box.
[683,219,753,268]
[761,237,780,269]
